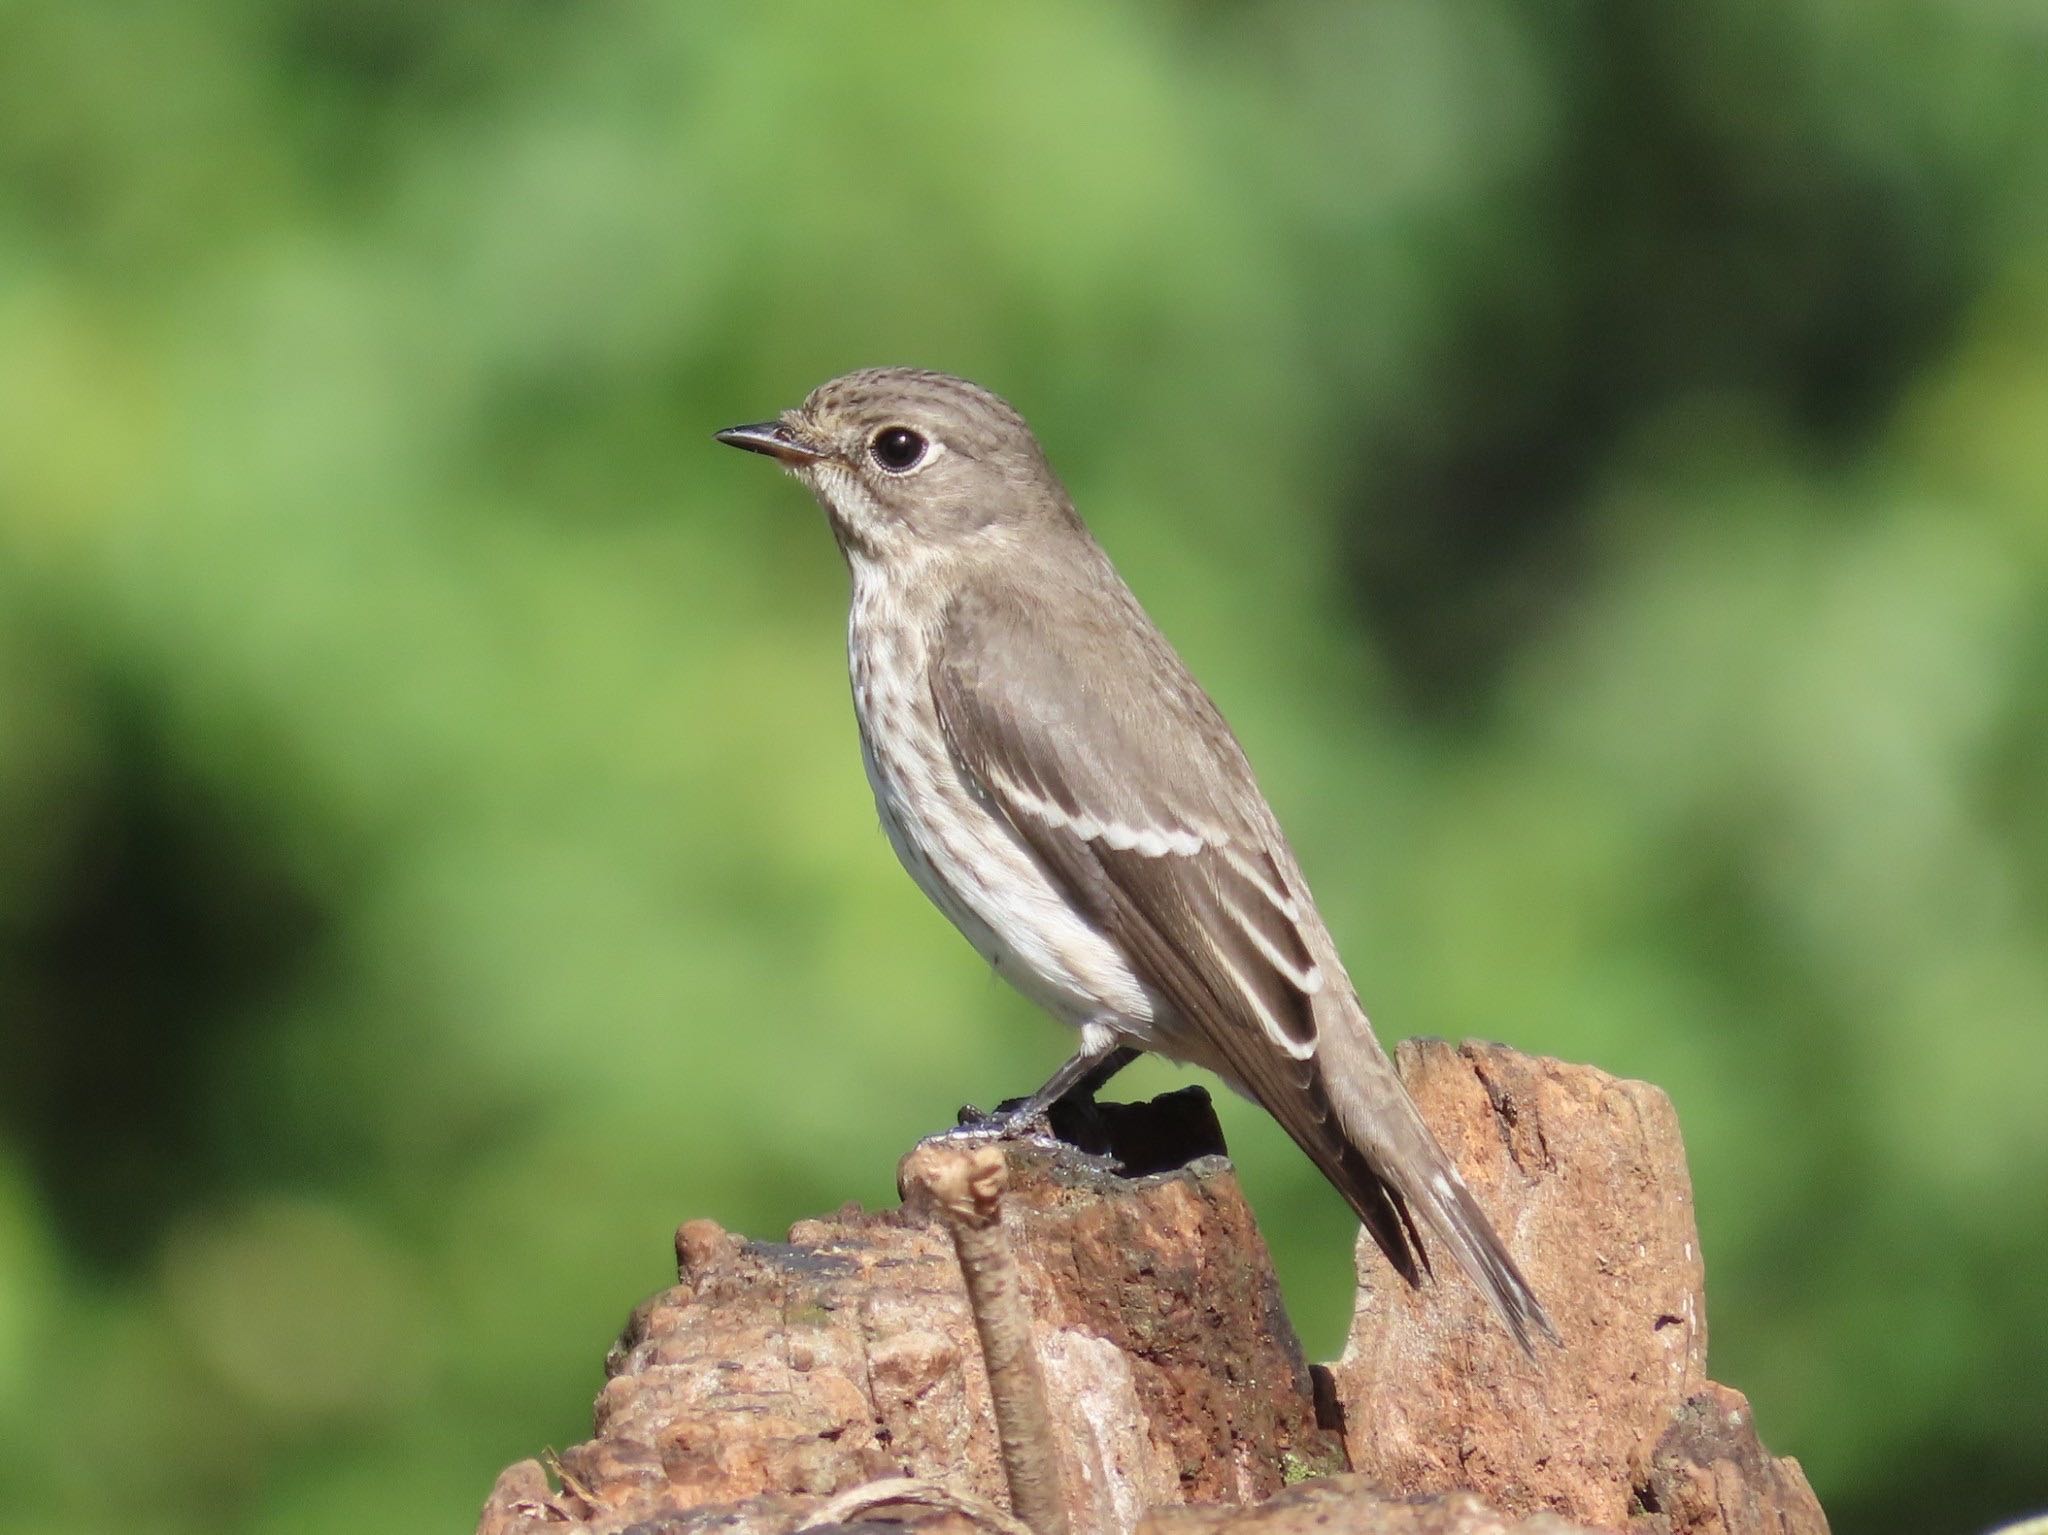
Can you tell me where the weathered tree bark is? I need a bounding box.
[475,1050,1827,1535]
[1331,1042,1826,1535]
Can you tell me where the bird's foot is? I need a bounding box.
[933,1099,1060,1147]
[918,1044,1144,1169]
[913,1100,1119,1173]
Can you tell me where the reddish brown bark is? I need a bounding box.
[476,1054,1826,1535]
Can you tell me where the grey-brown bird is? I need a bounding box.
[717,368,1558,1351]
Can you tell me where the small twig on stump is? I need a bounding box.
[900,1144,1073,1535]
[797,1476,1035,1535]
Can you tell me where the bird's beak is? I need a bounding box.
[714,420,826,466]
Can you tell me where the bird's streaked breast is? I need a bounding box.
[844,562,1158,1035]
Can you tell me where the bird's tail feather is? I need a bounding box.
[1304,1073,1560,1355]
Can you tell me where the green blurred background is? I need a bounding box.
[2,2,2044,1532]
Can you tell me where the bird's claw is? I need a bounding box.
[917,1105,1123,1177]
[932,1102,1060,1147]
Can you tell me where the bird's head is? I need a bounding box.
[716,368,1076,564]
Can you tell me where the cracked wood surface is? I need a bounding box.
[1331,1041,1825,1535]
[481,1091,1340,1535]
[475,1052,1828,1535]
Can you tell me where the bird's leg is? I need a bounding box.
[1006,1042,1142,1128]
[950,1040,1141,1140]
[1066,1041,1142,1103]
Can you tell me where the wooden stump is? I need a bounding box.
[476,1052,1828,1535]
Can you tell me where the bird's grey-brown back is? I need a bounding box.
[716,367,1558,1353]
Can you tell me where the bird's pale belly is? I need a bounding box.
[850,655,1157,1044]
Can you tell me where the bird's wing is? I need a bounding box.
[927,574,1429,1269]
[931,572,1560,1354]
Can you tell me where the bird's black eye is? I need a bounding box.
[869,426,928,473]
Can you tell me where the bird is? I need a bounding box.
[715,367,1558,1352]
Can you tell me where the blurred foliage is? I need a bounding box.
[1,2,2044,1533]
